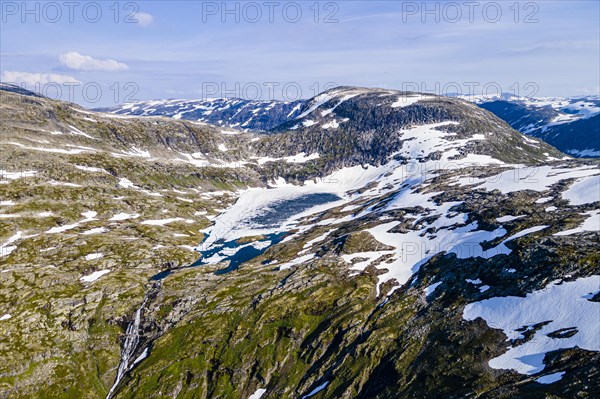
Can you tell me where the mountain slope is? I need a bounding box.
[103,90,599,159]
[259,87,563,168]
[1,86,598,399]
[96,98,304,132]
[472,94,600,157]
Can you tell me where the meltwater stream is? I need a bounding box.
[109,193,342,396]
[151,193,342,281]
[106,295,149,399]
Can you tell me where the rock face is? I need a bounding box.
[0,85,598,399]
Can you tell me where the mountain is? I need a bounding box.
[102,91,600,159]
[95,97,304,132]
[0,82,44,98]
[1,85,599,399]
[468,94,600,157]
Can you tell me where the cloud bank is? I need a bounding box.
[59,52,129,71]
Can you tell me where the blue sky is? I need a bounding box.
[1,1,598,107]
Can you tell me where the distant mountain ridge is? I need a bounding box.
[99,90,600,158]
[1,84,599,399]
[95,97,304,132]
[465,93,600,157]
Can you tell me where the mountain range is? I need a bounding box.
[471,94,600,158]
[100,91,600,158]
[0,84,598,399]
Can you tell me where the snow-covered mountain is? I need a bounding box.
[103,91,600,159]
[1,85,598,399]
[96,97,304,131]
[466,94,600,157]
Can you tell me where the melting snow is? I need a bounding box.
[391,94,435,108]
[84,253,104,261]
[120,147,151,158]
[424,282,442,296]
[0,231,22,257]
[82,227,108,235]
[554,210,600,236]
[0,170,38,180]
[132,347,149,365]
[141,218,184,226]
[496,215,526,223]
[254,152,320,165]
[463,276,600,375]
[75,165,108,173]
[248,388,267,399]
[46,223,80,234]
[279,253,315,270]
[460,165,598,194]
[80,269,111,282]
[118,178,136,188]
[567,149,600,157]
[109,212,140,221]
[322,120,340,129]
[561,175,600,206]
[0,314,11,321]
[8,142,89,154]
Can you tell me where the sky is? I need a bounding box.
[1,0,599,107]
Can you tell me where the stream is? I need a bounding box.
[106,294,149,399]
[108,192,343,397]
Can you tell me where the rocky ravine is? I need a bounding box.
[0,86,598,399]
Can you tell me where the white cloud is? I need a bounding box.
[134,12,154,27]
[59,51,129,71]
[1,71,81,86]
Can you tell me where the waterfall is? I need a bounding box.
[106,295,148,399]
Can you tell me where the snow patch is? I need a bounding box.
[554,210,600,236]
[84,253,103,261]
[463,276,600,375]
[248,388,267,399]
[80,269,111,282]
[109,212,140,221]
[141,218,184,226]
[561,175,600,206]
[496,215,526,223]
[391,94,435,108]
[424,282,442,296]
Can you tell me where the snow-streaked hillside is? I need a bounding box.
[462,93,600,157]
[1,85,599,399]
[100,88,599,159]
[96,97,304,132]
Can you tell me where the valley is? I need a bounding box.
[0,85,598,399]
